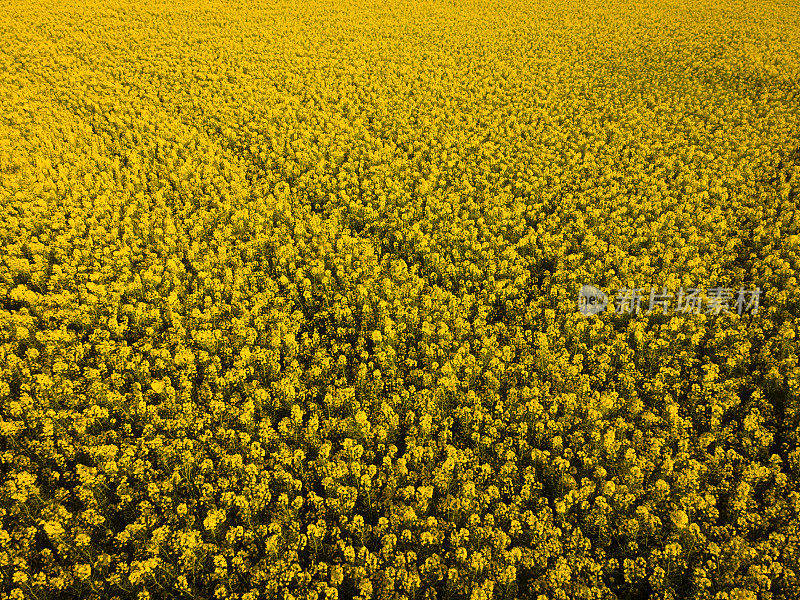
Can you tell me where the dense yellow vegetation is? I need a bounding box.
[1,0,800,599]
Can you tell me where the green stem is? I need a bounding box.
[20,579,43,600]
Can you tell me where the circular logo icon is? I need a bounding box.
[578,284,608,315]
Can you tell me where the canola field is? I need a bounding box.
[2,0,800,599]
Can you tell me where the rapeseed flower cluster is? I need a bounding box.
[1,0,800,599]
